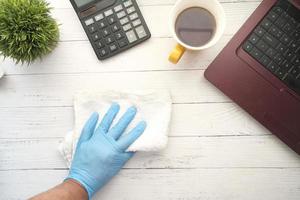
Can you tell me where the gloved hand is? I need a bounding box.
[66,103,147,199]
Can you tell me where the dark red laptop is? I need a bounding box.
[205,0,300,154]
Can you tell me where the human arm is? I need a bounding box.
[29,179,88,200]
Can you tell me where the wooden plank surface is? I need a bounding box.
[0,71,231,107]
[1,169,300,200]
[1,0,300,199]
[1,136,300,170]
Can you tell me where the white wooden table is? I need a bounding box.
[1,0,300,199]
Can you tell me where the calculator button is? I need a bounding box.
[102,28,110,37]
[132,19,141,27]
[95,13,104,21]
[115,32,124,40]
[92,32,101,41]
[99,47,109,57]
[105,36,114,44]
[88,25,97,33]
[124,0,132,7]
[135,26,147,39]
[129,13,138,21]
[95,40,104,49]
[118,39,128,48]
[123,23,132,31]
[108,15,117,24]
[126,30,137,43]
[104,9,113,17]
[109,43,118,52]
[112,24,120,32]
[127,6,135,14]
[98,19,108,28]
[114,4,123,12]
[85,18,94,26]
[120,17,129,25]
[117,11,126,19]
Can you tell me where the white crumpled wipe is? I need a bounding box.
[59,90,172,167]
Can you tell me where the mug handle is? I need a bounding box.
[168,44,186,64]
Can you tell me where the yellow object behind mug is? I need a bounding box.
[168,44,186,64]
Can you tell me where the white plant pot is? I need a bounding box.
[0,66,4,79]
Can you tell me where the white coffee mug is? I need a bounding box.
[169,0,226,64]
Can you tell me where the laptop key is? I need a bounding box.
[280,60,293,72]
[284,50,296,61]
[257,40,269,52]
[275,68,286,79]
[263,33,279,48]
[273,6,284,15]
[275,17,286,28]
[291,67,300,79]
[267,62,279,73]
[261,18,272,30]
[280,34,291,45]
[259,55,271,67]
[283,23,293,33]
[243,42,253,53]
[274,53,284,64]
[266,48,276,58]
[249,33,259,44]
[292,57,300,65]
[267,11,279,22]
[255,26,266,37]
[292,31,299,40]
[290,41,298,52]
[250,47,263,60]
[269,25,283,38]
[276,43,288,54]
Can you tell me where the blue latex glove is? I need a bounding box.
[67,103,147,199]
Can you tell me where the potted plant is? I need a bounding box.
[0,0,60,67]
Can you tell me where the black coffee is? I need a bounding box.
[175,7,216,47]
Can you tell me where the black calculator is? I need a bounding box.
[69,0,151,60]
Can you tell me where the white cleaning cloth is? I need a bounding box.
[59,90,172,166]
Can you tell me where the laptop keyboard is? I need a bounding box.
[243,0,300,95]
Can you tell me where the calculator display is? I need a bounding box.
[74,0,94,7]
